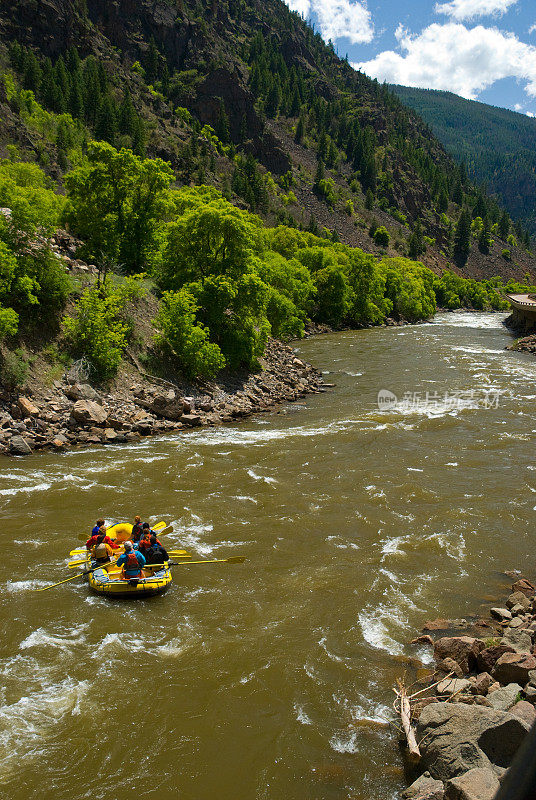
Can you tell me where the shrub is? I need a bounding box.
[0,348,29,390]
[502,249,511,261]
[373,226,390,247]
[154,289,226,379]
[63,285,131,381]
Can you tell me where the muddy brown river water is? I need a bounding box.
[1,312,535,800]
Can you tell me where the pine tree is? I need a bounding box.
[131,116,145,157]
[146,37,160,84]
[54,56,70,104]
[118,90,136,137]
[314,158,325,189]
[451,179,463,205]
[326,139,337,169]
[289,84,301,116]
[438,188,449,213]
[95,95,117,144]
[265,80,282,118]
[83,57,101,126]
[478,217,491,254]
[365,188,374,210]
[454,208,472,256]
[23,50,42,93]
[317,130,328,162]
[361,151,377,192]
[66,46,81,74]
[473,193,487,220]
[215,102,230,144]
[408,221,425,260]
[294,116,304,145]
[498,210,510,241]
[69,73,85,119]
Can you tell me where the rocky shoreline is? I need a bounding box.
[0,338,325,456]
[399,574,536,800]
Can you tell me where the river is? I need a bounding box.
[1,312,535,800]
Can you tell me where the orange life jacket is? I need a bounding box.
[122,552,143,579]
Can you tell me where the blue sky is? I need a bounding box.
[283,0,536,115]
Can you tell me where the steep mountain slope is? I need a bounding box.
[0,0,534,280]
[392,84,536,237]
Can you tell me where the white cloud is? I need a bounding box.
[435,0,518,21]
[285,0,374,44]
[527,111,536,117]
[514,102,523,111]
[286,0,312,16]
[530,24,536,35]
[354,23,536,100]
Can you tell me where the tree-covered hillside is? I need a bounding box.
[0,0,535,394]
[0,0,533,280]
[392,85,536,237]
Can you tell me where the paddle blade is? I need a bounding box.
[226,556,246,564]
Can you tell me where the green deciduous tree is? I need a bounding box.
[154,289,226,378]
[65,141,174,272]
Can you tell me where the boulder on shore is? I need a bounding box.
[433,637,486,674]
[501,628,532,654]
[17,396,39,417]
[477,644,515,673]
[64,383,102,403]
[492,653,536,685]
[416,701,531,781]
[444,767,499,800]
[490,607,511,622]
[486,682,522,711]
[70,400,108,426]
[9,435,32,455]
[402,772,444,800]
[511,579,535,598]
[149,391,184,421]
[506,592,531,611]
[437,677,472,697]
[509,700,536,726]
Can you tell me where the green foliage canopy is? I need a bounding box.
[65,141,174,272]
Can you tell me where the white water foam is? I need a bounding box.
[0,677,89,779]
[294,703,312,725]
[20,626,88,652]
[0,482,51,497]
[6,579,48,592]
[170,512,215,556]
[247,469,278,485]
[318,636,344,663]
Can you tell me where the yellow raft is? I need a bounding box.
[88,561,172,598]
[86,522,172,598]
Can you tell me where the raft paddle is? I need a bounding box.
[67,549,191,567]
[168,556,246,566]
[36,563,111,592]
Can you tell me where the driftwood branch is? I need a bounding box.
[394,678,421,761]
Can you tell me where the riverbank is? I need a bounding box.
[0,337,324,456]
[0,313,429,457]
[399,574,536,800]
